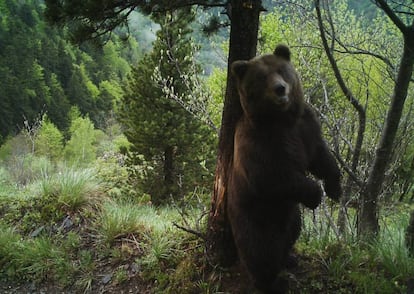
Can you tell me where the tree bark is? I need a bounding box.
[406,208,414,256]
[163,145,175,200]
[206,0,262,266]
[358,33,414,237]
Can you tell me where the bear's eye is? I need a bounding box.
[254,70,267,81]
[275,65,288,76]
[275,67,294,81]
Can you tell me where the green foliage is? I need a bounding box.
[98,80,123,110]
[97,201,150,244]
[129,205,196,290]
[0,166,101,236]
[0,227,74,283]
[113,267,129,284]
[40,167,101,212]
[395,137,414,199]
[35,116,64,161]
[75,250,96,292]
[2,151,53,186]
[0,153,412,293]
[95,152,149,204]
[297,207,414,293]
[0,0,140,141]
[205,67,226,128]
[64,113,98,165]
[119,8,216,204]
[0,158,102,287]
[372,212,413,279]
[66,63,100,117]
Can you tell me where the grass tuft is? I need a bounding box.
[40,167,101,212]
[0,226,73,283]
[97,201,151,244]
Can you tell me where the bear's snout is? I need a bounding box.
[274,83,286,96]
[270,81,290,106]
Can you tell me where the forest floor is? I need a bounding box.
[0,163,412,294]
[0,256,341,294]
[0,221,412,293]
[0,210,345,294]
[0,219,362,294]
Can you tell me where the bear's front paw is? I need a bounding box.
[302,184,322,209]
[324,181,342,202]
[285,253,299,269]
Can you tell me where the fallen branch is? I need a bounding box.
[173,222,206,240]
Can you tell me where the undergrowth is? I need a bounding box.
[297,203,414,293]
[1,157,413,293]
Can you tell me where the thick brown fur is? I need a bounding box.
[227,44,341,293]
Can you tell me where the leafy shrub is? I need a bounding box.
[95,151,150,204]
[3,154,53,186]
[35,117,64,161]
[64,115,98,166]
[0,133,31,162]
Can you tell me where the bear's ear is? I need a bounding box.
[231,60,249,80]
[274,44,291,61]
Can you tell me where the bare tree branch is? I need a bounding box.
[373,0,408,33]
[315,0,367,177]
[315,1,366,116]
[173,222,206,239]
[331,149,364,188]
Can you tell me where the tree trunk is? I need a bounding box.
[358,34,414,237]
[315,0,366,235]
[337,110,365,234]
[163,145,175,200]
[206,0,262,266]
[406,208,414,256]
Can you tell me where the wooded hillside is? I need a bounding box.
[1,0,414,293]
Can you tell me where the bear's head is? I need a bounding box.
[231,44,304,125]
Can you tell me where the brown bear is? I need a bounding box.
[227,44,341,293]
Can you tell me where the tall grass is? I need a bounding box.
[97,202,188,244]
[298,205,413,293]
[40,167,101,211]
[300,204,344,251]
[98,201,150,244]
[0,226,73,283]
[371,213,414,279]
[96,201,194,288]
[5,155,53,186]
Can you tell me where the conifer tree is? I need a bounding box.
[45,0,264,265]
[119,8,215,204]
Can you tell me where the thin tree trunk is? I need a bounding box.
[338,105,365,234]
[206,0,263,266]
[358,34,414,236]
[315,0,366,235]
[406,208,414,255]
[163,145,175,200]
